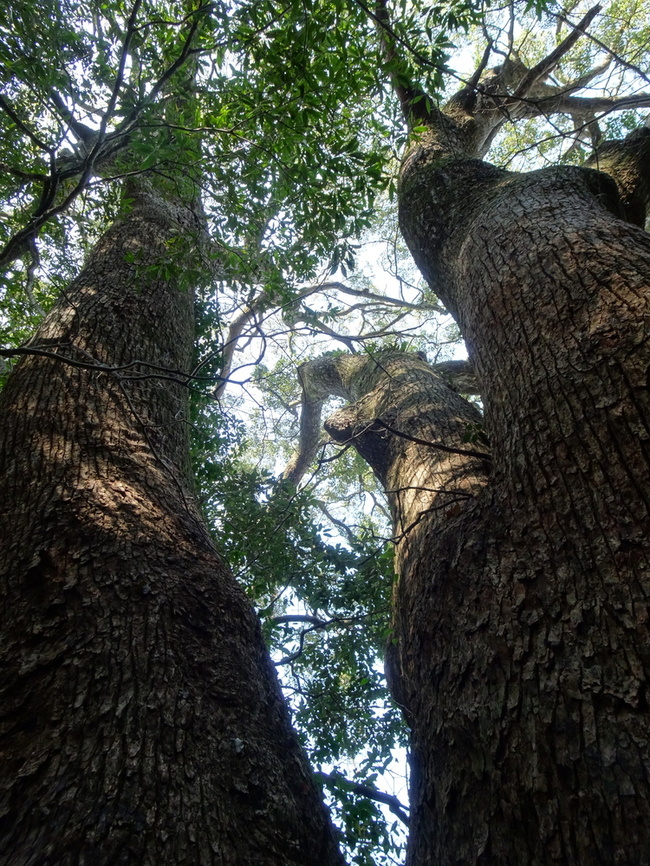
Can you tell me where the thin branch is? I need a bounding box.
[314,500,359,544]
[372,419,491,461]
[271,613,370,628]
[274,630,309,666]
[316,771,410,827]
[0,95,52,152]
[389,496,470,544]
[212,280,337,398]
[513,4,601,99]
[358,0,446,75]
[141,6,205,105]
[100,0,144,139]
[296,314,357,352]
[0,343,225,384]
[23,239,45,315]
[272,614,329,627]
[557,57,612,94]
[212,290,270,398]
[272,611,375,666]
[0,162,48,183]
[384,484,473,497]
[0,1,205,271]
[115,373,199,523]
[369,0,438,122]
[317,441,356,464]
[555,8,650,86]
[320,280,443,312]
[466,39,493,93]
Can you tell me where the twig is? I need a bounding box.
[372,419,491,461]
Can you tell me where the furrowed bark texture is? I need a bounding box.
[0,182,343,865]
[391,120,650,864]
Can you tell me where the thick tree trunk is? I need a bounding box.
[317,122,650,861]
[0,181,343,865]
[391,131,650,863]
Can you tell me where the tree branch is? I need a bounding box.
[320,280,444,312]
[512,4,601,99]
[213,291,270,399]
[0,95,52,152]
[371,0,436,123]
[0,1,206,272]
[281,352,487,490]
[49,91,98,145]
[431,359,480,395]
[519,91,650,119]
[271,614,329,627]
[586,126,650,225]
[316,771,410,827]
[371,418,491,462]
[555,8,650,86]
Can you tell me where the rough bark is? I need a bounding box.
[311,89,650,859]
[0,180,343,865]
[389,113,650,864]
[586,126,650,226]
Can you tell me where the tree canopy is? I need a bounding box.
[1,0,649,861]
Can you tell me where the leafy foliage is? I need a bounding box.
[189,374,408,862]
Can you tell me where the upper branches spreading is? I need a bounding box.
[371,0,650,161]
[0,0,214,270]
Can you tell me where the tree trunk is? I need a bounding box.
[0,180,343,865]
[398,132,650,862]
[403,151,650,863]
[327,125,650,861]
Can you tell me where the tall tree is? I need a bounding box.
[0,173,345,866]
[0,1,358,861]
[288,1,650,862]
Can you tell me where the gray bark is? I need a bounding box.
[282,353,482,487]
